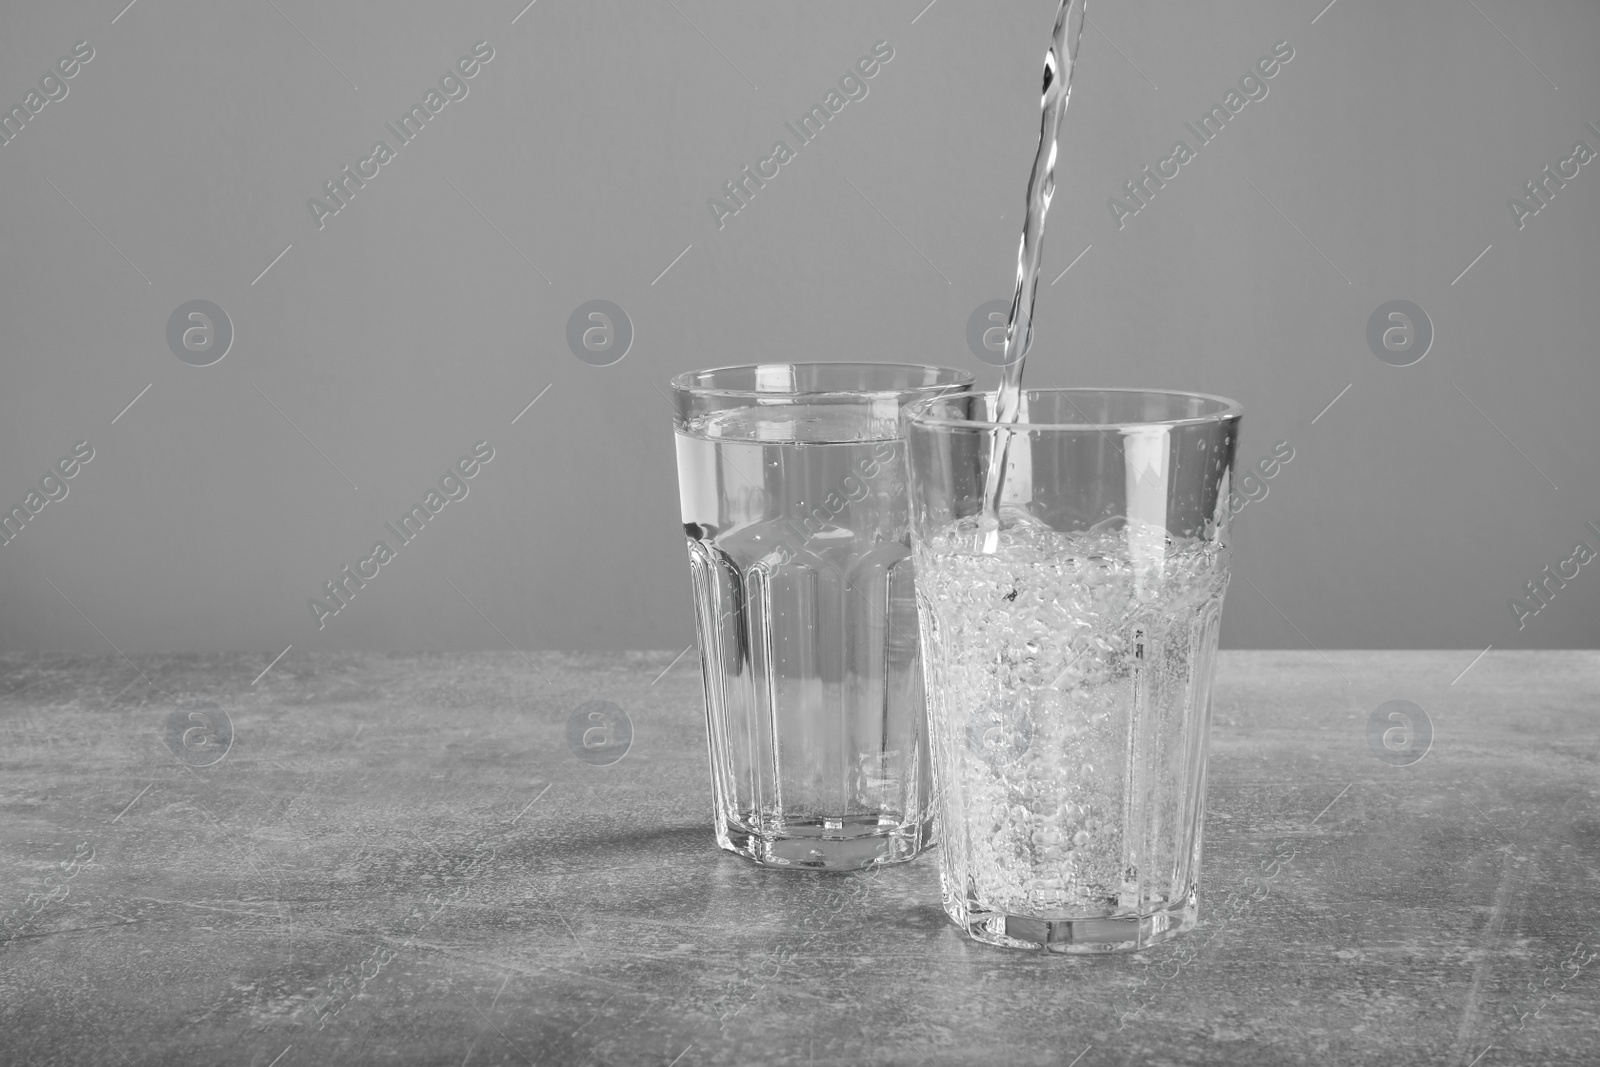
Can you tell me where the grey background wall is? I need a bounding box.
[1,0,1596,655]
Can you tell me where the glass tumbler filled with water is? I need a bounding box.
[905,387,1242,951]
[672,363,973,870]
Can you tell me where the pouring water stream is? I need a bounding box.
[979,0,1089,554]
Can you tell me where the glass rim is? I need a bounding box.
[669,361,974,401]
[903,387,1243,432]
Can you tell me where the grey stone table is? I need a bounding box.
[1,651,1596,1066]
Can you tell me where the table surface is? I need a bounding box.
[0,650,1596,1067]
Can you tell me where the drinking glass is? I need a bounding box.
[672,363,973,869]
[904,388,1242,950]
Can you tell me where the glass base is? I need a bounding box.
[946,891,1196,954]
[718,815,933,871]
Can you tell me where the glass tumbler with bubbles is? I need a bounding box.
[905,387,1242,951]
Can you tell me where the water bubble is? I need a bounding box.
[919,522,1227,913]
